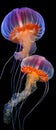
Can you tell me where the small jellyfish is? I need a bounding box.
[7,55,54,130]
[2,54,54,130]
[21,55,54,87]
[19,55,54,130]
[1,7,45,60]
[4,53,54,109]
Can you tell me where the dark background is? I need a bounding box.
[0,0,56,130]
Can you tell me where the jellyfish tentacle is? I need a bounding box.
[13,63,20,93]
[11,107,17,130]
[18,85,37,130]
[10,44,20,93]
[9,90,28,108]
[11,111,15,130]
[3,93,19,126]
[10,44,22,93]
[11,61,17,94]
[10,58,17,74]
[3,94,18,130]
[18,97,28,130]
[10,44,19,74]
[0,55,13,80]
[16,69,21,92]
[3,93,18,124]
[22,81,49,130]
[18,73,26,92]
[3,101,13,124]
[3,84,37,126]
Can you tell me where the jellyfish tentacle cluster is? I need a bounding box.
[1,7,54,130]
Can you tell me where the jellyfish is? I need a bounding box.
[19,55,54,130]
[3,55,54,130]
[1,7,45,60]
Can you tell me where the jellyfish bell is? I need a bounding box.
[1,7,45,60]
[21,55,54,93]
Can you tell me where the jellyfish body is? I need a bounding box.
[1,7,45,60]
[21,55,54,91]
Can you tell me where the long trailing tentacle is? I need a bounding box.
[18,73,26,92]
[18,86,37,130]
[11,111,15,130]
[22,81,49,130]
[13,44,22,92]
[13,62,20,93]
[11,107,18,130]
[10,45,19,94]
[10,45,19,74]
[0,55,14,80]
[10,60,18,94]
[18,99,27,130]
[10,57,17,74]
[12,71,25,130]
[16,68,21,92]
[10,44,22,94]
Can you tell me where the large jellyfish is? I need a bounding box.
[3,55,54,130]
[1,7,45,60]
